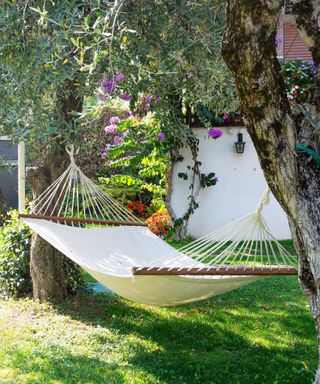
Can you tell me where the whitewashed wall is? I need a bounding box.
[170,127,291,239]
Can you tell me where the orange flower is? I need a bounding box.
[146,209,171,237]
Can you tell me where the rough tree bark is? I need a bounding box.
[28,148,70,302]
[222,1,320,382]
[28,79,83,302]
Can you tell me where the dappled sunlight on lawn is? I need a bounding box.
[0,277,317,384]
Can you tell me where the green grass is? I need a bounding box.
[82,270,96,283]
[166,236,196,249]
[0,276,317,384]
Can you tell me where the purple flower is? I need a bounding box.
[109,116,120,125]
[310,61,317,73]
[155,96,162,103]
[129,110,135,117]
[146,97,153,103]
[223,113,230,120]
[115,72,125,82]
[119,93,131,101]
[188,71,196,78]
[275,33,282,47]
[104,124,117,134]
[113,135,122,145]
[208,129,222,139]
[158,132,165,142]
[101,144,111,159]
[98,93,106,101]
[103,80,116,94]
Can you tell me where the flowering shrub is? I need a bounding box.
[281,59,317,104]
[99,110,169,214]
[128,200,148,218]
[146,208,172,238]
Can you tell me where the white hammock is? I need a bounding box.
[20,147,297,306]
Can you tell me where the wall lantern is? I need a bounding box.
[235,133,246,154]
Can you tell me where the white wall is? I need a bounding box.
[170,127,291,239]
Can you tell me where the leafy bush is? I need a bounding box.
[62,257,87,296]
[0,212,32,297]
[146,208,172,238]
[0,211,86,298]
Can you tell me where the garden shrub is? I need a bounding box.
[0,211,32,297]
[128,200,148,218]
[0,211,86,298]
[62,256,87,296]
[146,208,172,238]
[280,59,317,104]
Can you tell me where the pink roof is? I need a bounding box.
[278,16,313,62]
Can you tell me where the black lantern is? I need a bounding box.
[235,133,246,154]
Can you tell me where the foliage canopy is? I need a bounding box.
[0,0,236,150]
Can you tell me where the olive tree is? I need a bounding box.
[0,1,100,301]
[0,0,235,301]
[221,1,320,382]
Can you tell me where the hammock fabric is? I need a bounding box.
[20,146,298,306]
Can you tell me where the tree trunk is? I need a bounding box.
[28,147,69,302]
[29,78,83,303]
[30,233,67,302]
[222,1,320,382]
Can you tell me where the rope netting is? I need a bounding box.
[27,146,142,225]
[22,146,298,274]
[134,189,298,273]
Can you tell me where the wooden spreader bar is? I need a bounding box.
[18,213,147,227]
[132,266,298,276]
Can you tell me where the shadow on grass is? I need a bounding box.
[4,346,127,384]
[53,276,317,384]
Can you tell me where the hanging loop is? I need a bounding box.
[255,188,271,215]
[66,145,79,165]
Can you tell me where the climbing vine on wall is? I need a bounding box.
[173,130,220,238]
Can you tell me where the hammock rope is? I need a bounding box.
[20,146,298,280]
[28,145,143,225]
[133,193,297,275]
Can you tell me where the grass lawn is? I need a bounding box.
[0,275,317,384]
